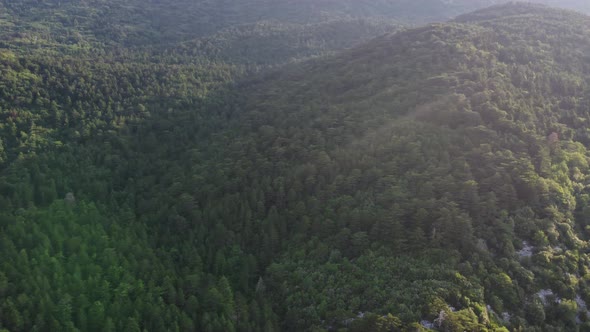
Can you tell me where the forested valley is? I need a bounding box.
[4,1,590,331]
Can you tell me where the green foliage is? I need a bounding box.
[4,2,590,332]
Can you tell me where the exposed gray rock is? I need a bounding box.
[537,289,561,305]
[65,192,76,205]
[517,241,534,258]
[420,320,434,329]
[576,295,587,310]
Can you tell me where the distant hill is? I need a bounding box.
[173,19,401,65]
[5,0,587,50]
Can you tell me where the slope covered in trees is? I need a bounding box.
[184,4,590,330]
[5,1,590,332]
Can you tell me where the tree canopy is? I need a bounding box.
[4,1,590,332]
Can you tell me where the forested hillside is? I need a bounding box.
[4,1,590,332]
[190,4,590,330]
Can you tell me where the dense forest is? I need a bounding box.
[4,1,590,331]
